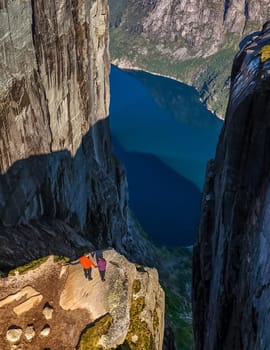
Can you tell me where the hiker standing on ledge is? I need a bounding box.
[79,253,97,280]
[97,256,107,282]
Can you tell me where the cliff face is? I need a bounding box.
[193,22,270,349]
[0,0,128,266]
[0,0,110,170]
[110,0,269,58]
[0,2,167,348]
[0,250,165,350]
[109,0,270,117]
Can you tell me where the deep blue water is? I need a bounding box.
[109,65,222,246]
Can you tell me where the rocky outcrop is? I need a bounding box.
[0,250,165,349]
[193,22,270,349]
[0,0,129,266]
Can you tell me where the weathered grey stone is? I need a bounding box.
[0,0,166,349]
[193,22,270,350]
[131,334,138,343]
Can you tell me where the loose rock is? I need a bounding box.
[24,325,35,341]
[40,325,51,337]
[6,327,23,343]
[42,304,54,320]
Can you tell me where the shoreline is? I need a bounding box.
[111,59,186,85]
[111,58,224,120]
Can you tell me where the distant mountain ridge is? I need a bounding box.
[109,0,270,117]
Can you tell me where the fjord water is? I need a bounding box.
[109,65,222,245]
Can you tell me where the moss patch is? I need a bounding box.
[8,256,49,276]
[77,314,113,350]
[109,260,120,268]
[260,45,270,63]
[132,279,141,294]
[125,296,153,350]
[53,256,70,263]
[135,264,146,272]
[152,309,159,331]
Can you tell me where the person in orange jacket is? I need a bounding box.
[79,253,97,280]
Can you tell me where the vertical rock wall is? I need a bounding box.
[193,22,270,350]
[0,3,166,348]
[0,0,128,251]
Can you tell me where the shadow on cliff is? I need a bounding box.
[0,117,128,271]
[113,139,202,246]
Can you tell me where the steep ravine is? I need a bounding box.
[193,21,270,349]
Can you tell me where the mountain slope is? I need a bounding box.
[109,0,270,117]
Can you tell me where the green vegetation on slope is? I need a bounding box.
[132,279,142,294]
[8,256,49,276]
[7,255,70,276]
[128,213,193,350]
[164,286,193,350]
[159,247,193,350]
[110,28,239,117]
[109,0,129,28]
[123,281,154,350]
[53,255,70,263]
[77,314,113,350]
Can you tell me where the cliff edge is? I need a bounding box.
[193,21,270,350]
[0,249,164,349]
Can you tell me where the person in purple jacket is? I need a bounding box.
[97,256,107,282]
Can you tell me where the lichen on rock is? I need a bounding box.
[77,314,113,350]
